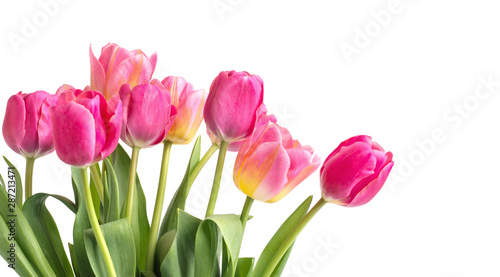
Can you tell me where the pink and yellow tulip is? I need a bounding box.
[234,122,321,202]
[320,135,394,207]
[90,43,157,99]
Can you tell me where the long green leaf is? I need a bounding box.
[68,243,80,277]
[0,173,56,276]
[157,210,202,277]
[103,159,120,223]
[195,214,243,277]
[71,167,96,277]
[159,136,201,237]
[4,156,23,209]
[235,257,255,277]
[84,218,136,277]
[110,143,150,271]
[252,196,313,277]
[23,193,76,276]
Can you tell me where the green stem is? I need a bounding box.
[25,157,35,202]
[146,141,172,271]
[124,146,141,224]
[186,144,219,191]
[81,167,117,277]
[205,141,229,218]
[89,164,104,203]
[262,198,327,277]
[240,196,254,233]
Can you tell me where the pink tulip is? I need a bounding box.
[151,76,206,144]
[119,84,177,148]
[2,91,56,159]
[49,90,122,167]
[90,43,157,99]
[204,71,264,143]
[320,135,394,207]
[208,104,277,152]
[234,122,321,203]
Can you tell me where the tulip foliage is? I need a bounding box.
[0,43,394,277]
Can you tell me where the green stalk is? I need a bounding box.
[240,196,254,233]
[261,198,327,277]
[81,167,117,277]
[25,157,35,202]
[124,146,141,224]
[89,163,104,203]
[146,141,172,271]
[186,144,219,190]
[205,141,229,218]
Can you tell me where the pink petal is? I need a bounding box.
[106,54,155,99]
[35,94,57,158]
[2,93,25,156]
[346,160,394,207]
[89,45,106,94]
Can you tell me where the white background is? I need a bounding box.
[1,0,500,276]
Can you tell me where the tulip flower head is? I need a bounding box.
[49,90,122,168]
[119,84,177,148]
[2,91,57,159]
[234,122,321,203]
[90,43,157,99]
[151,76,206,144]
[204,70,264,143]
[320,135,394,207]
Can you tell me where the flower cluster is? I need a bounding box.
[1,43,393,277]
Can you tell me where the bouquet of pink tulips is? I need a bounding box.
[0,43,394,277]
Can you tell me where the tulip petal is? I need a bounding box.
[35,94,57,158]
[89,45,106,94]
[106,54,155,99]
[320,141,377,200]
[346,159,394,207]
[323,135,373,165]
[74,92,106,159]
[50,103,96,167]
[2,93,26,156]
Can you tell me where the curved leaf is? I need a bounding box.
[23,193,76,276]
[84,218,136,277]
[235,258,255,277]
[252,196,312,277]
[4,156,23,208]
[157,210,201,277]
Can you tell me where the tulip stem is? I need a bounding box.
[146,141,172,271]
[186,144,219,190]
[124,146,141,224]
[24,157,35,202]
[261,198,327,277]
[240,196,254,233]
[205,141,229,218]
[81,167,117,277]
[89,164,104,203]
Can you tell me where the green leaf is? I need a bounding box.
[157,210,202,277]
[0,176,56,276]
[103,159,120,223]
[0,217,40,277]
[22,193,76,276]
[72,167,97,277]
[89,163,102,221]
[195,214,243,277]
[159,136,202,237]
[110,143,150,271]
[4,156,23,209]
[269,243,294,277]
[235,258,255,277]
[68,243,80,277]
[84,218,136,277]
[252,196,313,277]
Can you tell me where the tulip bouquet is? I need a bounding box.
[0,43,394,277]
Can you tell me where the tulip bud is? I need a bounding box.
[204,70,264,143]
[320,135,394,207]
[119,84,177,148]
[152,76,206,144]
[234,122,321,203]
[90,43,157,99]
[49,90,122,167]
[2,91,56,159]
